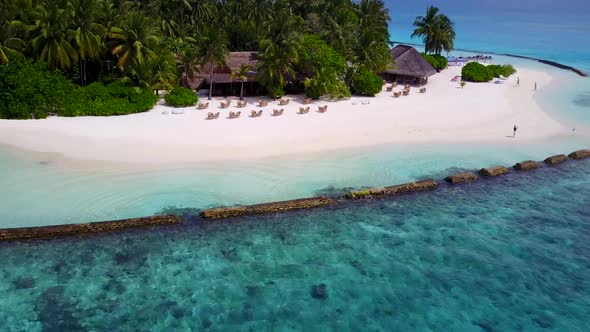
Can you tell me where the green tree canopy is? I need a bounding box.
[412,6,456,55]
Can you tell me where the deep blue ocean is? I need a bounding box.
[1,2,590,331]
[389,0,590,71]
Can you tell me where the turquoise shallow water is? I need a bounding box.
[1,159,589,331]
[1,137,588,228]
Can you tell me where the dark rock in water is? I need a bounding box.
[346,180,437,199]
[513,160,540,171]
[221,248,239,261]
[544,154,568,165]
[154,300,188,319]
[245,285,258,297]
[201,196,334,219]
[171,307,186,319]
[473,320,495,332]
[13,276,36,289]
[35,285,86,332]
[202,318,213,329]
[568,149,590,160]
[533,314,555,329]
[310,283,328,300]
[113,251,147,269]
[102,278,125,293]
[444,172,478,184]
[156,300,178,312]
[478,166,509,177]
[114,252,132,264]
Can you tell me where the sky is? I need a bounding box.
[384,0,590,15]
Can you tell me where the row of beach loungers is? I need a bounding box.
[205,105,328,120]
[197,97,314,110]
[385,83,426,98]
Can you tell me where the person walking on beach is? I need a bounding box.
[534,82,537,91]
[516,77,520,87]
[513,125,519,138]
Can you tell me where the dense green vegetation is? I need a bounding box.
[164,87,198,107]
[351,68,383,96]
[461,62,494,82]
[461,62,516,82]
[421,53,448,70]
[412,6,455,57]
[487,64,516,78]
[0,0,393,116]
[63,82,158,117]
[0,53,157,118]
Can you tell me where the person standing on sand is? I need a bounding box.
[534,82,537,91]
[516,77,520,87]
[513,125,519,138]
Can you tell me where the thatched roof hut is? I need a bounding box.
[382,45,436,85]
[186,52,259,89]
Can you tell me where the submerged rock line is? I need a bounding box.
[0,149,588,240]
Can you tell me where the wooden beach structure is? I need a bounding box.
[185,52,261,97]
[381,45,437,86]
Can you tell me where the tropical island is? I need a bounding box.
[0,1,576,163]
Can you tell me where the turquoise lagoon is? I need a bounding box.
[1,159,589,331]
[0,1,589,228]
[1,1,590,330]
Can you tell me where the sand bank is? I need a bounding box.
[0,66,581,164]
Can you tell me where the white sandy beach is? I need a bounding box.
[0,66,581,164]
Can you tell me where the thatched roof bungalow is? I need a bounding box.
[185,52,260,95]
[382,45,436,86]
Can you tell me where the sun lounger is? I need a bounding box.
[298,107,310,114]
[318,105,328,113]
[257,100,268,107]
[237,101,247,108]
[402,90,410,96]
[206,112,220,120]
[393,92,401,98]
[385,85,393,92]
[219,101,231,109]
[303,98,312,105]
[404,84,411,90]
[272,109,284,116]
[419,88,426,93]
[250,110,263,118]
[392,82,398,87]
[197,102,209,110]
[279,98,290,106]
[228,111,241,119]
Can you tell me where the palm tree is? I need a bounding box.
[71,0,103,85]
[110,12,160,73]
[0,36,25,64]
[231,63,250,100]
[256,38,299,98]
[0,43,8,64]
[22,4,78,69]
[132,51,178,94]
[176,45,200,88]
[195,27,228,100]
[412,6,456,55]
[356,0,390,40]
[354,29,391,72]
